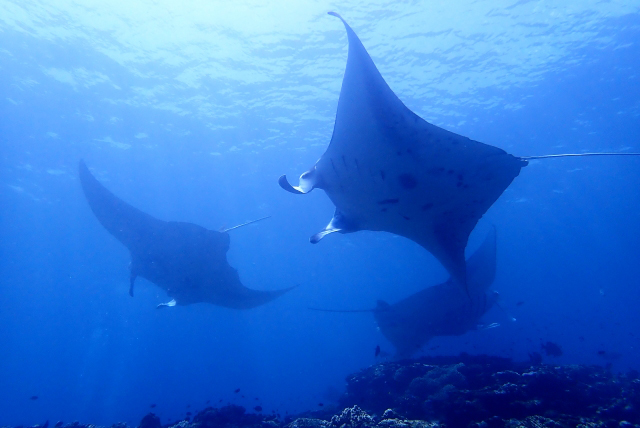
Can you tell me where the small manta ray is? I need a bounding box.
[374,227,500,357]
[79,160,295,309]
[311,227,500,358]
[279,12,640,293]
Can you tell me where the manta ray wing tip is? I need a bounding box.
[328,12,347,25]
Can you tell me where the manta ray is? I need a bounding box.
[373,227,499,358]
[279,12,639,292]
[311,227,499,357]
[79,160,294,309]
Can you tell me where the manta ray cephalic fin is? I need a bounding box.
[157,299,177,309]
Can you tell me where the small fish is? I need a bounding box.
[206,400,210,404]
[234,389,240,393]
[254,406,262,412]
[374,345,381,357]
[30,396,39,400]
[318,403,324,407]
[541,341,563,357]
[186,404,191,408]
[150,404,156,408]
[516,301,525,306]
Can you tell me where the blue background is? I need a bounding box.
[1,1,639,425]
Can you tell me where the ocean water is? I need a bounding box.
[1,0,639,425]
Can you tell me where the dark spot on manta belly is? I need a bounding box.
[398,173,417,189]
[402,215,411,220]
[378,199,399,205]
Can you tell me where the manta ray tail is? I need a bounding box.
[220,216,271,233]
[228,285,298,310]
[520,152,640,160]
[308,307,373,313]
[308,300,392,313]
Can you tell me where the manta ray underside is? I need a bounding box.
[79,160,294,309]
[279,13,527,291]
[374,227,499,358]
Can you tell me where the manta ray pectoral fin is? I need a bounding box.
[310,209,359,243]
[278,168,319,195]
[156,299,177,309]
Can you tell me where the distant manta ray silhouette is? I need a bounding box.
[311,227,500,358]
[279,12,640,293]
[79,160,295,309]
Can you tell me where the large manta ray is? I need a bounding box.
[79,160,294,309]
[279,12,639,292]
[374,227,499,358]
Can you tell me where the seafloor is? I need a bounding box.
[7,354,640,428]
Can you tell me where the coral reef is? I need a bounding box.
[339,354,640,426]
[6,355,639,428]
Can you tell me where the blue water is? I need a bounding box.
[1,1,639,425]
